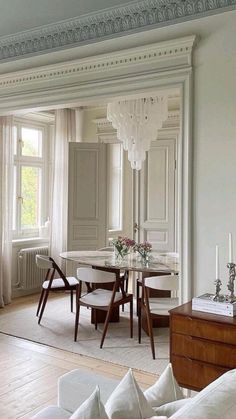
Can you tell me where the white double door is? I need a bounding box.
[67,138,177,252]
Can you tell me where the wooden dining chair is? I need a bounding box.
[35,255,79,325]
[138,274,179,359]
[98,246,129,310]
[74,267,133,348]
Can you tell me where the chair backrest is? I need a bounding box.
[77,267,116,284]
[36,254,54,269]
[144,274,179,291]
[36,254,70,286]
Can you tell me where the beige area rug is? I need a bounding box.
[0,294,169,375]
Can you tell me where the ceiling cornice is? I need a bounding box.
[0,0,235,62]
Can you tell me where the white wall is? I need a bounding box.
[192,13,236,295]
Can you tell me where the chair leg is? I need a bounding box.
[130,298,133,338]
[136,280,140,316]
[70,290,73,312]
[138,303,142,343]
[125,274,128,293]
[94,309,98,330]
[36,289,45,317]
[74,303,81,342]
[100,304,114,349]
[38,288,50,324]
[146,310,155,359]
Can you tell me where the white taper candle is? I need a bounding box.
[215,244,219,279]
[229,233,233,263]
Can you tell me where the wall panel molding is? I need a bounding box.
[0,35,196,112]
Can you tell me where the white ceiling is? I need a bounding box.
[0,0,136,37]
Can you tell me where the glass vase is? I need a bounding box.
[114,246,128,262]
[141,252,150,266]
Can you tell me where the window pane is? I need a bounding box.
[21,166,41,229]
[21,127,42,157]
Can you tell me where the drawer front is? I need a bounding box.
[171,314,236,345]
[171,333,236,368]
[171,355,228,391]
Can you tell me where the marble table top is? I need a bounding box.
[60,250,179,274]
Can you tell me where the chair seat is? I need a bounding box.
[149,297,179,315]
[43,276,78,289]
[80,289,123,307]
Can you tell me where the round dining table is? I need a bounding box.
[60,250,179,274]
[60,250,179,326]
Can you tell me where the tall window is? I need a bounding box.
[13,119,48,238]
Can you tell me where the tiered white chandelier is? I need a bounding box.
[107,96,168,170]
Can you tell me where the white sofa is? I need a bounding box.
[31,367,236,419]
[32,369,120,419]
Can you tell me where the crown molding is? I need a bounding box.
[0,0,234,62]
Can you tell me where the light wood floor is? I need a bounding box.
[0,295,156,419]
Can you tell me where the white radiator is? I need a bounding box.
[18,246,49,290]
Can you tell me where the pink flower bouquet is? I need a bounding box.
[112,236,135,258]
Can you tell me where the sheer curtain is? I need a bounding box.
[0,116,13,308]
[50,109,78,266]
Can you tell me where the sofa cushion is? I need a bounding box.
[30,406,70,419]
[170,369,236,418]
[105,369,155,419]
[144,364,184,408]
[154,399,190,417]
[58,368,119,413]
[70,387,108,419]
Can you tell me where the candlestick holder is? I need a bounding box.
[226,262,236,303]
[212,279,224,302]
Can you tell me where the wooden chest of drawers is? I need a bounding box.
[169,302,236,391]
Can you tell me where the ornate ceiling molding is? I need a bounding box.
[0,0,235,62]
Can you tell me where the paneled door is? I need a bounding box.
[67,143,106,250]
[135,138,176,252]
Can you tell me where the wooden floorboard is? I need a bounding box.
[0,295,157,418]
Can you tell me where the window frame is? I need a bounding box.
[13,117,49,239]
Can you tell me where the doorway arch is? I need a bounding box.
[0,35,197,302]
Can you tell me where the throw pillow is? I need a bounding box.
[169,369,236,419]
[153,399,190,417]
[144,364,184,408]
[105,369,155,419]
[70,386,108,419]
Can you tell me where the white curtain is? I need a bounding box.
[50,109,79,266]
[0,116,13,308]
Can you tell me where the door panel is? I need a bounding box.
[139,139,176,251]
[68,143,106,250]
